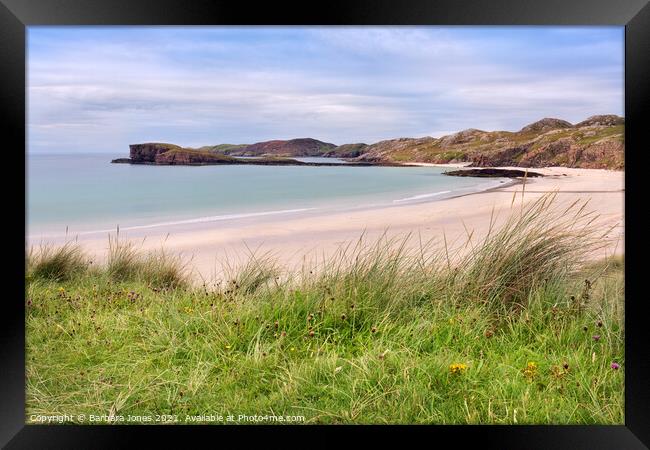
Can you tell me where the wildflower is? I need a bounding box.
[522,361,538,380]
[225,345,232,349]
[583,326,588,332]
[449,363,467,375]
[341,314,347,320]
[274,321,279,329]
[308,330,315,337]
[592,335,601,342]
[290,347,296,352]
[371,326,377,334]
[563,362,569,370]
[551,365,564,379]
[597,321,603,328]
[484,329,494,338]
[611,362,620,370]
[280,331,287,337]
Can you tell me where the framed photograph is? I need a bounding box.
[2,0,649,447]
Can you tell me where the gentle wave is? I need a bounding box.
[31,208,317,238]
[393,190,452,203]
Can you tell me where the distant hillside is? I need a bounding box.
[354,115,624,170]
[197,144,248,153]
[219,138,337,157]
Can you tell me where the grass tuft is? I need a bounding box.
[27,242,88,281]
[455,193,610,312]
[106,235,188,289]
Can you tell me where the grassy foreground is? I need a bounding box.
[25,195,624,424]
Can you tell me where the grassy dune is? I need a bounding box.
[25,195,624,424]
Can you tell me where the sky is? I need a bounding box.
[27,26,624,153]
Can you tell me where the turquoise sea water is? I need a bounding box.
[27,153,506,237]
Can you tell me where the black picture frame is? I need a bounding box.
[2,0,648,447]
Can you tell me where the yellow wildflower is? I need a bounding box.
[523,361,538,380]
[449,363,467,375]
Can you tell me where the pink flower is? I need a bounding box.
[611,362,620,370]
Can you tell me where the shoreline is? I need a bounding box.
[27,166,624,283]
[27,173,513,240]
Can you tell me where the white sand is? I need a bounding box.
[29,167,624,283]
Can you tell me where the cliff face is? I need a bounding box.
[154,149,237,165]
[129,143,182,162]
[354,115,624,170]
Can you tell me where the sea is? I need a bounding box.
[27,153,508,239]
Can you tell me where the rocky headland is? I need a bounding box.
[111,143,403,167]
[112,115,624,170]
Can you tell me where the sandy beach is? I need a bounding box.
[30,166,624,283]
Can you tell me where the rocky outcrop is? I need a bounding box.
[574,115,625,127]
[469,145,531,167]
[445,168,543,178]
[519,118,573,134]
[438,128,485,147]
[324,143,369,158]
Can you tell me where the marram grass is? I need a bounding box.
[25,195,624,424]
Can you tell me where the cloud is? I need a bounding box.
[27,26,624,152]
